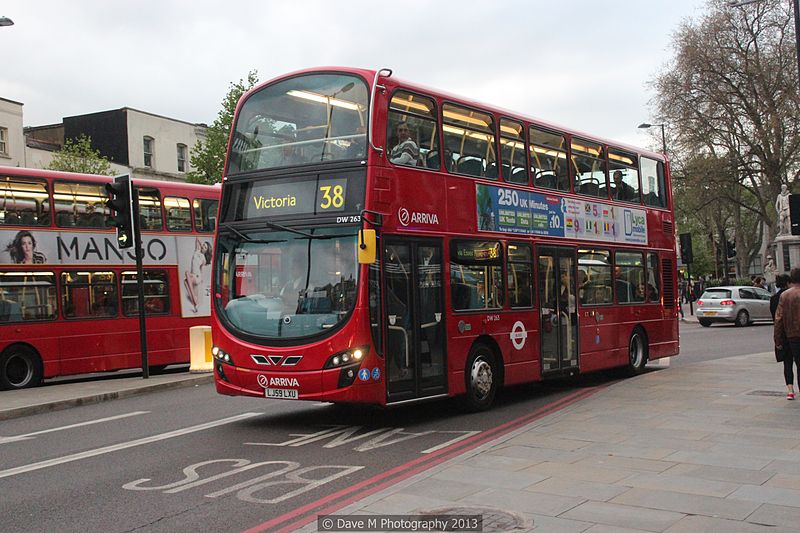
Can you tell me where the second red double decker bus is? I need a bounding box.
[211,67,678,410]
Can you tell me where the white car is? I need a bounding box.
[695,286,773,327]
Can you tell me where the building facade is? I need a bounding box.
[1,99,207,182]
[0,97,24,167]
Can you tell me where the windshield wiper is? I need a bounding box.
[263,219,343,240]
[219,222,287,244]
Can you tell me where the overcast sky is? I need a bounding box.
[2,0,709,149]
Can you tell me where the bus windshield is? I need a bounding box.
[227,74,369,174]
[215,226,358,339]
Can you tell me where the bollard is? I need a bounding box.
[189,325,213,373]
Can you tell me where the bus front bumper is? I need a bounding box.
[213,361,385,404]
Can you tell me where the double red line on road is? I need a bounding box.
[244,384,607,533]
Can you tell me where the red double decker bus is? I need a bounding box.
[0,167,219,389]
[212,67,678,409]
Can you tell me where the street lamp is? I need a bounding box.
[0,16,13,26]
[638,122,667,155]
[730,0,800,89]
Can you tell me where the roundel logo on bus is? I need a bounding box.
[397,207,439,227]
[510,321,527,350]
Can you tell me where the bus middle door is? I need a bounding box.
[537,246,579,375]
[383,239,447,403]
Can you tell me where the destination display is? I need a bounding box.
[476,183,647,245]
[246,177,348,218]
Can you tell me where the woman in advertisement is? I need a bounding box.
[184,237,212,313]
[5,230,46,264]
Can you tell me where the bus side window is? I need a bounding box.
[442,103,496,179]
[137,187,163,230]
[164,196,192,232]
[0,271,57,322]
[1,177,50,227]
[387,91,439,170]
[193,198,219,233]
[54,181,108,228]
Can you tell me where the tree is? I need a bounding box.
[651,0,800,265]
[46,134,113,176]
[187,70,259,185]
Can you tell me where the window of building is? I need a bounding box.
[122,269,170,316]
[143,136,154,167]
[500,119,527,184]
[0,127,8,156]
[609,148,640,203]
[641,157,667,208]
[0,271,58,322]
[529,126,569,191]
[442,103,497,178]
[54,181,109,228]
[193,198,218,233]
[572,139,607,197]
[1,176,50,226]
[136,187,162,230]
[177,143,187,172]
[507,243,533,308]
[578,249,613,305]
[387,91,440,170]
[450,240,503,310]
[164,196,192,231]
[615,251,645,303]
[61,271,117,319]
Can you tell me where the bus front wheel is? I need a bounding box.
[0,345,43,390]
[461,344,498,412]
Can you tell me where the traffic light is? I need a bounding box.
[106,175,134,249]
[726,240,736,258]
[679,232,693,264]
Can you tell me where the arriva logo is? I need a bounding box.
[269,377,300,387]
[398,207,440,227]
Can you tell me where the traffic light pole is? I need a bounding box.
[723,239,730,285]
[687,263,694,316]
[132,189,149,379]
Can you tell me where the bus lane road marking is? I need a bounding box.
[0,411,151,445]
[247,386,608,533]
[243,426,480,453]
[123,459,364,504]
[0,412,261,480]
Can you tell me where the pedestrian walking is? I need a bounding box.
[678,274,687,320]
[774,268,800,400]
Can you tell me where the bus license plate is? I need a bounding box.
[265,388,298,400]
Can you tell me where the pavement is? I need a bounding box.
[0,367,213,421]
[5,313,800,532]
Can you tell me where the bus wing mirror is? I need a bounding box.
[357,229,377,264]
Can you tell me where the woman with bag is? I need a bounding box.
[774,269,800,400]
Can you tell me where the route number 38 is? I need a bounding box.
[319,185,344,210]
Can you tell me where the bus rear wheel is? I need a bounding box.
[461,344,498,412]
[0,345,43,390]
[625,328,648,376]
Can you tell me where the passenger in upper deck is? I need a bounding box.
[389,122,419,167]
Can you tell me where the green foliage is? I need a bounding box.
[46,135,113,176]
[187,70,259,185]
[652,0,800,274]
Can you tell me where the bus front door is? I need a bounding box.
[537,246,579,375]
[383,239,447,403]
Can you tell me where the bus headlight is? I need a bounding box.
[324,346,369,369]
[212,345,232,364]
